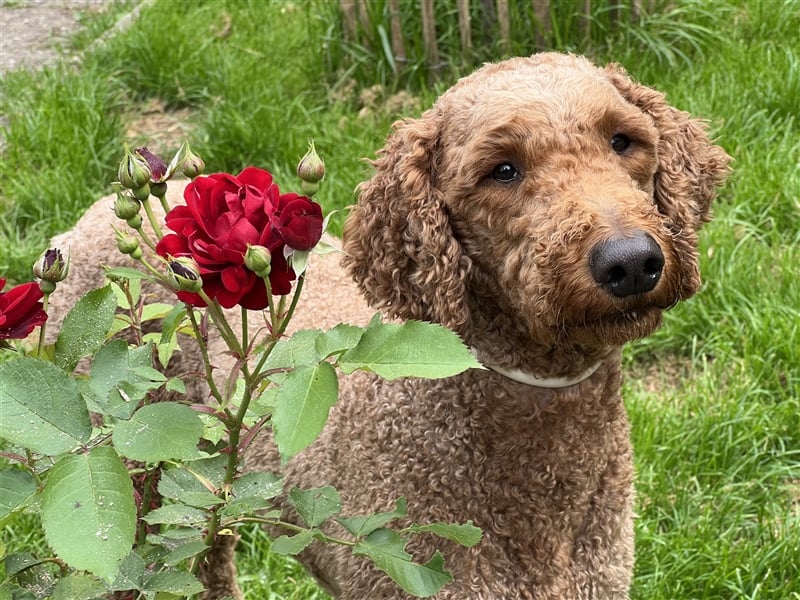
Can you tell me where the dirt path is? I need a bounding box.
[0,0,113,74]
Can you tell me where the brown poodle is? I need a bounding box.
[49,53,730,599]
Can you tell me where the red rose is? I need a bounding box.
[275,193,324,251]
[0,278,48,340]
[156,167,321,310]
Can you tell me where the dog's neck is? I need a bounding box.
[470,347,602,388]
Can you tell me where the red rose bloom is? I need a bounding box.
[0,278,48,340]
[156,167,323,310]
[275,193,324,251]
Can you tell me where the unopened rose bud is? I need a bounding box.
[118,146,152,189]
[113,191,141,221]
[300,180,319,196]
[244,245,272,278]
[127,214,143,229]
[181,145,205,178]
[167,257,203,293]
[136,147,168,183]
[132,183,151,201]
[115,229,142,259]
[33,247,70,283]
[150,182,167,199]
[297,141,325,185]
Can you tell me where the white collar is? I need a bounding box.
[471,347,602,389]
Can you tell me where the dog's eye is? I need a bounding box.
[491,163,520,182]
[611,134,632,154]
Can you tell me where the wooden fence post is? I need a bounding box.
[458,0,472,54]
[533,0,551,49]
[388,0,406,72]
[420,0,440,76]
[496,0,511,54]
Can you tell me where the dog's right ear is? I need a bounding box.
[343,112,470,334]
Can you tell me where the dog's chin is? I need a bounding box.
[562,306,665,347]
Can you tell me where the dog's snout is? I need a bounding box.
[589,232,665,297]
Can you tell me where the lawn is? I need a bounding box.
[0,0,797,598]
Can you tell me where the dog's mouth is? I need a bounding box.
[560,305,666,345]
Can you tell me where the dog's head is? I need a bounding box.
[344,53,730,371]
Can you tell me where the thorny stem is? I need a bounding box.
[139,196,163,239]
[136,464,161,546]
[154,189,170,215]
[201,292,244,359]
[37,293,50,357]
[232,517,355,547]
[186,305,224,406]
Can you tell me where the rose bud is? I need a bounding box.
[136,147,169,183]
[244,245,272,278]
[132,183,151,201]
[166,257,203,293]
[115,229,142,259]
[33,248,70,283]
[126,214,143,229]
[118,146,152,189]
[113,191,141,221]
[297,141,325,184]
[181,145,205,179]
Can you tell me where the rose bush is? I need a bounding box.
[0,142,481,599]
[155,167,323,309]
[0,278,48,340]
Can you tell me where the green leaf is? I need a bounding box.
[143,570,204,595]
[337,497,408,538]
[142,504,207,526]
[231,472,283,500]
[84,340,165,419]
[315,323,365,359]
[270,528,319,555]
[104,266,157,281]
[353,528,453,597]
[0,357,91,455]
[337,317,481,380]
[404,521,483,548]
[262,329,326,371]
[288,486,341,527]
[40,447,136,582]
[55,286,117,372]
[272,362,338,461]
[113,403,203,462]
[51,574,106,600]
[0,470,37,525]
[108,551,146,592]
[163,540,208,566]
[158,467,221,508]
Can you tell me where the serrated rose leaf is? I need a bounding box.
[272,362,338,461]
[0,358,91,455]
[0,469,38,525]
[337,497,408,538]
[404,520,482,547]
[55,286,117,372]
[113,403,203,462]
[353,528,452,597]
[143,569,204,595]
[141,504,207,526]
[231,471,284,500]
[337,318,481,379]
[51,574,106,600]
[41,447,135,582]
[288,486,341,527]
[270,528,319,555]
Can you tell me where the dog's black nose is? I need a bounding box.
[590,232,665,297]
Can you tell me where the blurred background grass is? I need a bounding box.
[0,0,797,598]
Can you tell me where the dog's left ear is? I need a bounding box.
[604,64,732,236]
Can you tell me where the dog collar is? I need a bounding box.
[470,347,602,388]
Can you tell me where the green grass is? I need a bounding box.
[1,0,798,598]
